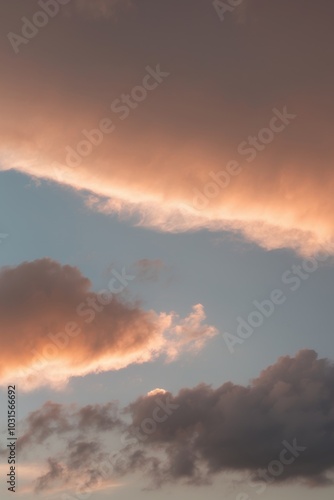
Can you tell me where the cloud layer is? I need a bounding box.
[16,350,334,492]
[1,0,334,254]
[0,259,216,390]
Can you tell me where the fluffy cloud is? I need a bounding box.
[0,259,217,390]
[121,350,334,487]
[17,350,334,492]
[1,1,334,254]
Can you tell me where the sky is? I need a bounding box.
[0,1,334,499]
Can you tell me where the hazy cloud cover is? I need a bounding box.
[1,0,334,254]
[1,3,334,499]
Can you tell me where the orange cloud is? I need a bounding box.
[0,259,217,390]
[1,0,334,254]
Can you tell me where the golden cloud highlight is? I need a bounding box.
[0,259,217,390]
[1,0,334,255]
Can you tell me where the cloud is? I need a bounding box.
[13,401,120,452]
[164,303,218,361]
[0,401,122,493]
[74,0,133,19]
[133,259,165,282]
[1,1,334,254]
[122,349,334,488]
[35,458,65,492]
[0,259,217,390]
[19,350,334,492]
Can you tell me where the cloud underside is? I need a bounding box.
[16,350,334,492]
[0,259,217,390]
[1,0,334,254]
[73,0,134,19]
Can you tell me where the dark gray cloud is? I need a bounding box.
[35,458,65,492]
[124,349,334,487]
[16,401,120,452]
[35,441,109,492]
[19,350,334,492]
